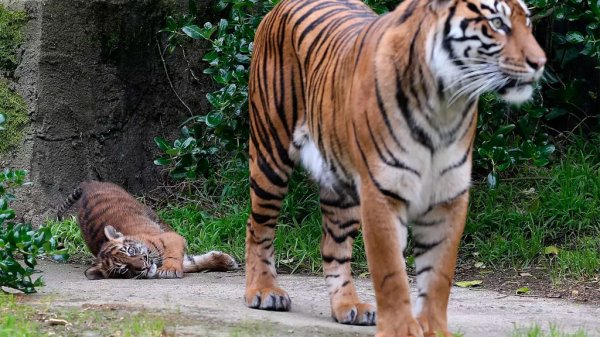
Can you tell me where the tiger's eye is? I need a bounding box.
[490,18,504,30]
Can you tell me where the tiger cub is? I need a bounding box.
[57,181,238,280]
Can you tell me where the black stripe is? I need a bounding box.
[322,255,352,264]
[440,146,470,175]
[250,178,283,201]
[416,266,433,276]
[414,239,445,257]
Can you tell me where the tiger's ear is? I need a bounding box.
[84,265,108,280]
[104,225,123,240]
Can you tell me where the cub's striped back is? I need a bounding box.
[58,181,238,280]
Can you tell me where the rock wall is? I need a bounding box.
[0,0,215,224]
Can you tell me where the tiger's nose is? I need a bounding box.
[526,56,547,70]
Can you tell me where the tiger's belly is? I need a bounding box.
[290,124,471,219]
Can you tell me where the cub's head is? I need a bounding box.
[433,0,546,104]
[84,226,160,280]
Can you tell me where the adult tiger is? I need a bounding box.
[58,181,238,280]
[245,0,545,336]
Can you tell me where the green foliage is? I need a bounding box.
[0,168,65,293]
[466,136,600,276]
[0,115,65,294]
[0,4,26,72]
[157,0,276,179]
[0,80,28,154]
[475,93,556,188]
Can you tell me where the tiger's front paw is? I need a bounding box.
[375,317,424,337]
[156,266,183,279]
[245,287,291,311]
[332,301,376,326]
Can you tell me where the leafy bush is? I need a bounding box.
[0,115,65,294]
[156,0,275,179]
[156,0,598,187]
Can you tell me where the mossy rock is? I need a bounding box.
[0,80,27,154]
[0,4,27,72]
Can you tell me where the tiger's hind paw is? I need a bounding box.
[332,302,376,326]
[245,287,291,311]
[208,250,239,271]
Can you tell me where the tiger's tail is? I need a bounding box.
[183,251,238,273]
[57,186,83,220]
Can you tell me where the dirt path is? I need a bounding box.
[30,261,600,337]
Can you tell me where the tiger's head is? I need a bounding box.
[84,226,160,280]
[430,0,546,104]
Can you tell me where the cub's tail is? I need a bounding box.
[57,186,83,220]
[183,251,239,273]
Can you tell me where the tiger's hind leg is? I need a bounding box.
[412,193,468,337]
[244,146,294,311]
[320,185,376,326]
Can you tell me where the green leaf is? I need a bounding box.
[154,137,171,151]
[496,124,516,135]
[182,25,203,39]
[566,31,585,44]
[206,112,224,128]
[487,172,499,189]
[516,287,530,295]
[455,280,483,288]
[153,157,172,166]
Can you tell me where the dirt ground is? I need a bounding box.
[16,261,597,337]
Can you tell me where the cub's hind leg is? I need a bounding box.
[244,145,294,311]
[320,185,376,326]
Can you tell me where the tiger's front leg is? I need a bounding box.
[412,193,468,337]
[153,232,186,278]
[360,182,423,337]
[320,186,376,326]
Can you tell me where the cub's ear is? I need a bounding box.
[104,225,123,240]
[84,265,107,280]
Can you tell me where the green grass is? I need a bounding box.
[510,325,592,337]
[0,80,28,154]
[47,217,94,263]
[0,4,26,72]
[0,294,165,337]
[465,135,600,277]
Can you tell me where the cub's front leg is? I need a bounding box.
[360,182,423,337]
[152,232,186,278]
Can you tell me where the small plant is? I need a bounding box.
[0,114,65,293]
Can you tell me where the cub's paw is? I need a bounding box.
[245,287,291,311]
[332,302,376,326]
[156,266,183,279]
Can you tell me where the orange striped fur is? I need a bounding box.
[245,0,545,335]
